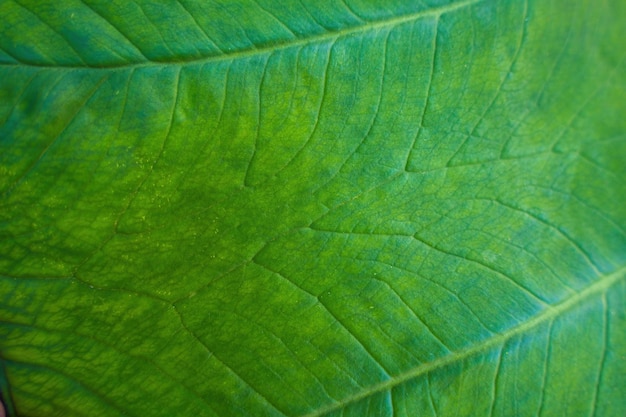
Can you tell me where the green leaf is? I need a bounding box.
[1,0,625,415]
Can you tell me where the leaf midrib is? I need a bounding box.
[301,265,626,417]
[0,0,481,71]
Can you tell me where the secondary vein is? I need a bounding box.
[300,265,626,417]
[1,0,482,70]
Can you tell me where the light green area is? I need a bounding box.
[1,0,625,416]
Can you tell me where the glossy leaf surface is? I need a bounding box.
[1,0,625,416]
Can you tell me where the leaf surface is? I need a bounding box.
[1,0,625,416]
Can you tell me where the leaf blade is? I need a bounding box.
[1,0,625,416]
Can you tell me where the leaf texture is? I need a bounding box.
[0,0,625,416]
